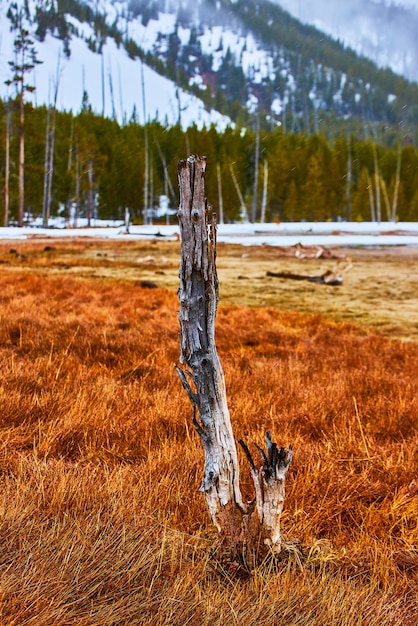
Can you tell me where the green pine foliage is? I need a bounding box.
[1,100,418,225]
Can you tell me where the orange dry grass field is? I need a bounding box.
[0,242,417,625]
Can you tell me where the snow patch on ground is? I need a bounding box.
[1,222,418,247]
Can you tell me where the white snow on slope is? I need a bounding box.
[0,2,231,129]
[0,0,284,124]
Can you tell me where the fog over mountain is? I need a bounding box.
[274,0,418,83]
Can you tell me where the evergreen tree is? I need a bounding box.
[352,167,372,222]
[407,188,418,221]
[5,2,42,226]
[304,155,326,221]
[283,179,299,222]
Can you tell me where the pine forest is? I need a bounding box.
[2,98,418,225]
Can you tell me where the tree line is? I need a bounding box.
[1,97,418,226]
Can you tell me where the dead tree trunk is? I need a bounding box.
[176,155,292,558]
[391,147,402,223]
[18,87,25,228]
[4,101,10,228]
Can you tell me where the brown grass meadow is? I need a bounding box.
[0,238,417,625]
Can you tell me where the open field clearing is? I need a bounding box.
[1,238,418,339]
[0,240,417,625]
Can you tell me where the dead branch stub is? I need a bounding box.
[176,155,292,560]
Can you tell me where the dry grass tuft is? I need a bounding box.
[0,249,417,625]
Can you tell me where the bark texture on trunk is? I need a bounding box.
[176,155,292,558]
[4,103,10,227]
[177,155,245,540]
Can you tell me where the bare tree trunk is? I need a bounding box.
[149,158,154,224]
[65,115,74,225]
[4,102,10,227]
[143,133,149,224]
[216,162,224,225]
[366,171,376,222]
[391,147,401,222]
[118,67,125,125]
[18,88,24,227]
[86,160,94,226]
[45,105,56,224]
[43,56,60,227]
[101,52,105,117]
[155,137,176,203]
[42,107,51,226]
[373,145,381,223]
[230,163,248,223]
[108,68,116,120]
[260,160,268,224]
[141,62,150,225]
[124,207,130,233]
[375,169,381,223]
[74,143,80,228]
[176,156,292,560]
[380,176,391,222]
[251,112,260,223]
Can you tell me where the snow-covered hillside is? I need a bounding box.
[0,0,281,122]
[0,0,231,129]
[1,0,418,132]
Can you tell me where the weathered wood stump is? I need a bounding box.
[176,155,292,561]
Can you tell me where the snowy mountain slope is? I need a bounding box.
[0,0,279,124]
[273,0,418,83]
[0,0,231,128]
[1,0,418,135]
[71,0,279,113]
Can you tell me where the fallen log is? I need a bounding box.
[294,243,340,260]
[267,258,353,286]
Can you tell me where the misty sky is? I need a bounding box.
[274,0,418,15]
[272,0,418,82]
